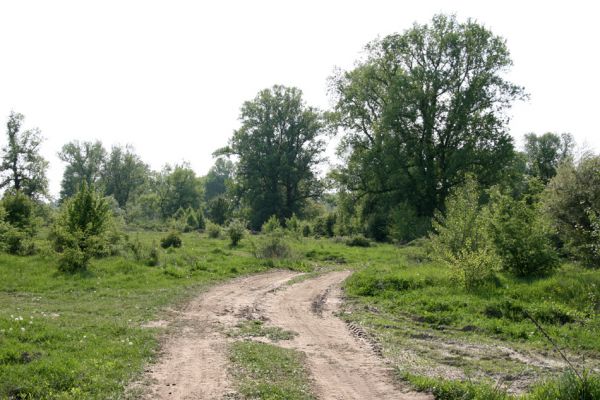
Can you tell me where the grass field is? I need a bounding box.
[1,231,599,399]
[342,242,600,398]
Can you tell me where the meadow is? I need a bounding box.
[1,231,599,399]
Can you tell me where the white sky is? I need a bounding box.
[1,0,598,198]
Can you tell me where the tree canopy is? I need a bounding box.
[58,140,106,201]
[330,14,525,240]
[0,112,49,199]
[217,85,328,229]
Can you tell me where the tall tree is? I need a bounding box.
[331,14,524,239]
[156,164,203,219]
[58,140,106,201]
[204,157,234,201]
[217,85,327,230]
[0,112,49,199]
[524,132,573,182]
[101,145,149,207]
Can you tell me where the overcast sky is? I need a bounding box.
[1,0,598,197]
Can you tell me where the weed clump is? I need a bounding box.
[160,231,182,249]
[345,236,370,247]
[206,221,221,238]
[226,219,245,247]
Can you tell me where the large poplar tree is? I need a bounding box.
[0,112,49,199]
[331,14,525,239]
[217,85,327,229]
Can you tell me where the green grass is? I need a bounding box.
[342,242,600,397]
[0,231,316,399]
[229,341,314,400]
[2,230,599,399]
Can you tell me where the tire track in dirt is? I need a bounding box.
[262,271,431,400]
[136,270,299,400]
[134,270,431,399]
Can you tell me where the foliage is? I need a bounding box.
[204,157,234,201]
[160,231,182,249]
[156,164,203,219]
[488,189,559,276]
[147,242,160,266]
[216,85,328,230]
[313,213,336,238]
[205,195,230,225]
[0,111,49,199]
[58,140,106,201]
[331,14,524,239]
[50,182,112,272]
[388,201,430,243]
[345,236,371,247]
[262,214,282,233]
[226,219,246,247]
[524,132,574,183]
[206,220,221,238]
[430,177,499,289]
[0,191,40,255]
[543,155,600,267]
[101,145,149,207]
[254,230,292,259]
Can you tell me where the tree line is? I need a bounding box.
[0,14,598,272]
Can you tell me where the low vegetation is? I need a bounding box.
[229,341,314,400]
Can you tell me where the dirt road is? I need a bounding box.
[137,270,431,400]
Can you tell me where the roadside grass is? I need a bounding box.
[2,229,599,399]
[0,231,320,399]
[229,341,315,400]
[342,242,600,397]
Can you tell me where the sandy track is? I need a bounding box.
[136,270,431,400]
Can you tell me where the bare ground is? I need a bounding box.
[133,270,431,400]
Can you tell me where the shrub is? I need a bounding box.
[543,156,600,267]
[302,224,311,237]
[284,214,300,234]
[206,221,221,238]
[160,231,182,248]
[388,201,430,243]
[1,225,35,255]
[430,177,500,290]
[345,236,371,247]
[0,191,38,255]
[488,189,559,276]
[262,215,281,234]
[147,243,160,266]
[254,231,292,259]
[1,190,37,231]
[227,219,246,247]
[50,182,112,272]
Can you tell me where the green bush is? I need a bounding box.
[254,231,292,259]
[0,191,38,255]
[543,156,600,267]
[488,189,559,276]
[345,236,371,247]
[147,244,160,266]
[50,182,112,272]
[262,215,281,234]
[206,221,221,238]
[160,231,182,249]
[430,177,500,290]
[227,219,246,247]
[388,201,430,243]
[301,224,311,237]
